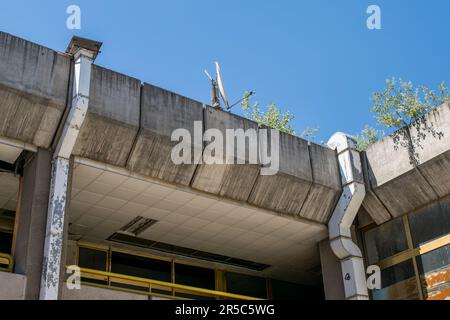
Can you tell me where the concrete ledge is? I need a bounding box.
[61,285,147,300]
[299,143,341,223]
[191,107,260,201]
[364,103,450,223]
[0,32,70,148]
[127,84,203,185]
[248,132,312,216]
[73,65,141,166]
[0,272,27,300]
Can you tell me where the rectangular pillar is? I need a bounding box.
[13,149,52,300]
[319,239,345,300]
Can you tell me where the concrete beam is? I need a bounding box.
[0,32,70,148]
[364,103,450,223]
[72,65,140,166]
[299,143,341,223]
[191,107,260,201]
[127,84,203,185]
[248,132,312,216]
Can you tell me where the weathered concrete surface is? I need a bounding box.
[0,32,70,148]
[127,84,203,185]
[73,65,140,166]
[363,103,450,223]
[248,132,312,216]
[191,107,260,201]
[14,149,52,300]
[0,272,27,300]
[61,285,147,300]
[319,239,345,300]
[413,103,450,197]
[299,143,341,223]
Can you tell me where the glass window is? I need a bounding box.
[417,244,450,300]
[78,247,107,271]
[0,231,12,254]
[111,251,171,282]
[409,201,450,247]
[174,263,215,300]
[175,263,215,289]
[372,260,420,300]
[226,272,267,299]
[364,217,408,264]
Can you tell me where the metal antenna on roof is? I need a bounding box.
[205,62,255,111]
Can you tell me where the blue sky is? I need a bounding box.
[1,1,449,142]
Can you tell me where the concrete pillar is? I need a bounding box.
[319,239,345,300]
[13,149,52,300]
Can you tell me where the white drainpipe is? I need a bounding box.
[39,41,98,300]
[327,132,369,300]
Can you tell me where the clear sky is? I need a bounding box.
[1,0,449,142]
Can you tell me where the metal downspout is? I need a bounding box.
[327,132,369,300]
[39,38,100,300]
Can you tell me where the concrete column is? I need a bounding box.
[13,149,52,300]
[319,239,345,300]
[39,37,101,300]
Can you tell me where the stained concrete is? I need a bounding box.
[0,32,70,148]
[127,84,203,185]
[0,272,27,300]
[14,149,52,300]
[299,143,341,223]
[364,103,450,223]
[72,65,140,167]
[191,107,261,201]
[248,132,312,216]
[319,239,345,300]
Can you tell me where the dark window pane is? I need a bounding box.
[111,251,171,282]
[226,273,266,299]
[372,260,419,300]
[271,279,324,300]
[409,200,450,247]
[175,263,215,290]
[417,244,450,300]
[364,217,408,264]
[0,231,12,254]
[78,247,107,271]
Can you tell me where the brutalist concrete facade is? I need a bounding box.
[0,31,449,300]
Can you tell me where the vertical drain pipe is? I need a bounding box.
[39,37,101,300]
[327,133,369,300]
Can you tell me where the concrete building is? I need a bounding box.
[0,32,448,300]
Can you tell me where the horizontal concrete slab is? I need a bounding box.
[364,103,450,223]
[191,107,261,201]
[0,32,70,148]
[248,132,312,216]
[73,65,141,166]
[127,84,204,185]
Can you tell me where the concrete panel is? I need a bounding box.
[373,170,437,218]
[364,103,450,222]
[127,84,203,185]
[248,132,312,216]
[0,272,27,300]
[299,143,341,223]
[0,32,70,148]
[413,104,450,197]
[61,285,147,300]
[191,107,260,201]
[361,153,392,225]
[319,239,344,300]
[73,65,140,167]
[14,149,52,300]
